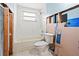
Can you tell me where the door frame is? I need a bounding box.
[3,7,9,56]
[1,3,13,56]
[9,12,13,55]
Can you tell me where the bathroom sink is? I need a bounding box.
[43,33,54,36]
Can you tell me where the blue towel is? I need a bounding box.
[66,18,79,27]
[56,34,61,44]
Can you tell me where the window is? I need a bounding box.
[24,17,36,21]
[24,12,36,17]
[23,12,36,21]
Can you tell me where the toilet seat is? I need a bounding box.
[34,41,48,47]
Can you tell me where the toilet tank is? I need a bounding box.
[45,35,50,43]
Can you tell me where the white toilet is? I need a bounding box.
[34,41,49,55]
[34,35,50,54]
[34,33,54,55]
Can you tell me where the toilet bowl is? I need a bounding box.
[34,41,49,54]
[34,41,48,47]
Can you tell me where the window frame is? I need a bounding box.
[23,11,37,22]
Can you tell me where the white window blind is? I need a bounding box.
[23,12,36,21]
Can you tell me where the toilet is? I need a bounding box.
[34,35,50,54]
[34,41,49,55]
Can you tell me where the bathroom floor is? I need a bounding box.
[13,40,53,56]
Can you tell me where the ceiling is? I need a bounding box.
[18,3,46,10]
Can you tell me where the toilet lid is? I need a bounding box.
[34,41,48,46]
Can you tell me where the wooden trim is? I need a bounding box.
[50,13,58,17]
[3,7,9,56]
[60,4,79,13]
[1,3,13,56]
[9,13,13,55]
[49,17,51,23]
[58,13,62,23]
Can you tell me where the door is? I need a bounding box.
[0,6,4,56]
